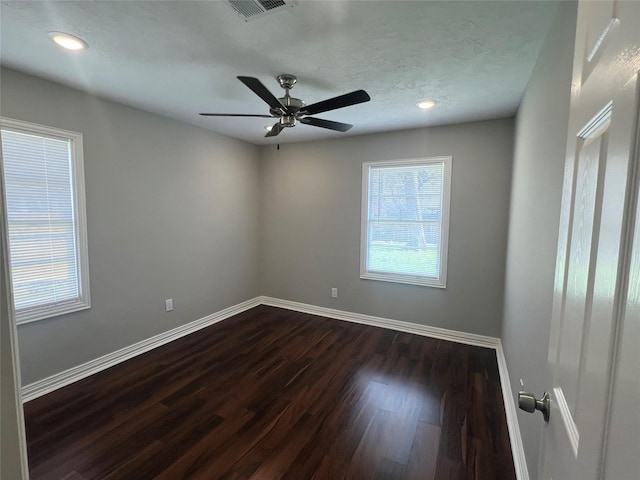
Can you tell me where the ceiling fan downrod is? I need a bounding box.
[271,74,304,127]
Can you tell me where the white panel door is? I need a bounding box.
[541,1,640,479]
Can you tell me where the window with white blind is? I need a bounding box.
[361,157,452,288]
[1,118,90,324]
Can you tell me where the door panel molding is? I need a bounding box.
[576,101,612,140]
[553,386,580,458]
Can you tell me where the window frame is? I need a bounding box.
[360,156,452,288]
[1,117,91,324]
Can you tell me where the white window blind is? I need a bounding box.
[361,157,451,288]
[1,118,90,323]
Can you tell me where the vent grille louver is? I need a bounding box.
[260,0,286,11]
[226,0,293,21]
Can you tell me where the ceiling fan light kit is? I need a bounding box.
[200,74,371,138]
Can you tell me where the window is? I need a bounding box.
[361,157,452,288]
[1,118,90,324]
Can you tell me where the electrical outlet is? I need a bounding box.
[331,288,338,298]
[165,298,173,312]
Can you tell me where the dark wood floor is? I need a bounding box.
[23,305,516,480]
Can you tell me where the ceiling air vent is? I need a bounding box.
[226,0,295,21]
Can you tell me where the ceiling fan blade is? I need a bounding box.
[265,122,282,138]
[237,76,287,112]
[200,113,275,118]
[300,90,370,116]
[300,117,353,132]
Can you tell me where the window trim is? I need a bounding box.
[1,117,91,324]
[360,156,452,288]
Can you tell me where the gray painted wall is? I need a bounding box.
[259,119,513,337]
[1,68,261,385]
[501,2,577,478]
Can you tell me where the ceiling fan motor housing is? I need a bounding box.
[269,96,305,116]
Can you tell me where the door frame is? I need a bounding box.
[1,138,30,479]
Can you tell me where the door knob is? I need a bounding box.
[518,391,550,422]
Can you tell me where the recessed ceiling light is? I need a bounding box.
[416,100,436,110]
[264,125,273,131]
[48,32,88,51]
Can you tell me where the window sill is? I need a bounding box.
[360,272,446,288]
[16,300,91,325]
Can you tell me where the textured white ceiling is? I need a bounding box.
[0,1,558,145]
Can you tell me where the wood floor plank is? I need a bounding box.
[406,421,440,480]
[23,305,516,479]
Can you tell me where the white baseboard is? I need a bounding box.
[20,295,529,480]
[21,297,261,402]
[496,340,530,480]
[260,296,500,349]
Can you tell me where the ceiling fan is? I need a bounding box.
[200,74,371,137]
